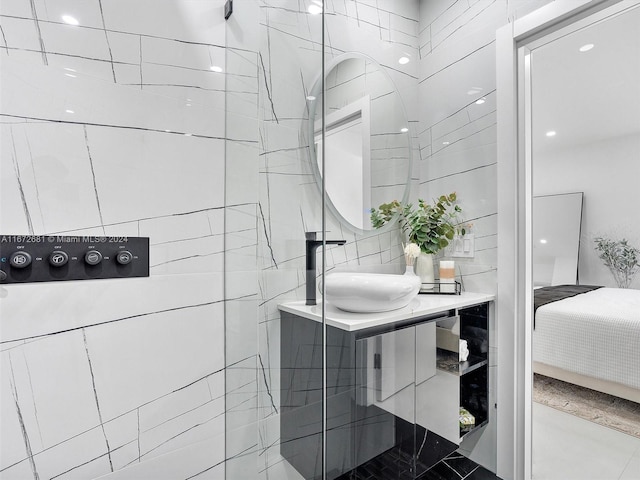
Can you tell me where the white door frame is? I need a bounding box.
[495,1,623,479]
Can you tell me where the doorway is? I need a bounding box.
[497,1,640,479]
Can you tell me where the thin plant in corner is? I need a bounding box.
[593,236,640,288]
[370,192,462,254]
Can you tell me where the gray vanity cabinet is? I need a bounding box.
[280,301,490,480]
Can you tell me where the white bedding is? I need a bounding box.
[533,287,640,391]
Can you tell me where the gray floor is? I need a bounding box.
[268,404,640,480]
[533,403,640,480]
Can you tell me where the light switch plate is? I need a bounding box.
[448,234,474,258]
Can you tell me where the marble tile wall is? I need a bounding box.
[1,1,229,478]
[417,0,552,294]
[417,0,553,472]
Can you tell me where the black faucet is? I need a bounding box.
[305,232,346,305]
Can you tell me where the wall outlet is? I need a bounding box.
[449,234,474,258]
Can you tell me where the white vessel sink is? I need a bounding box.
[324,272,421,313]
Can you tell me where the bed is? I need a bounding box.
[533,286,640,403]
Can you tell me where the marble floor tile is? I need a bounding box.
[533,403,640,480]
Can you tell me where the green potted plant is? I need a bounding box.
[593,236,639,288]
[371,192,462,288]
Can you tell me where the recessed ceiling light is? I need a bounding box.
[308,4,322,15]
[546,131,556,137]
[306,95,316,101]
[443,141,450,145]
[398,56,410,65]
[475,98,486,105]
[62,15,79,25]
[65,73,76,78]
[540,239,548,244]
[64,67,76,72]
[65,109,74,114]
[209,65,223,73]
[400,127,409,133]
[579,43,594,52]
[186,103,192,107]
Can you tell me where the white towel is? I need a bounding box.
[459,339,469,362]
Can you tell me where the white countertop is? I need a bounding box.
[278,292,495,331]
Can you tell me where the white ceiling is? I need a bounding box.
[531,4,640,154]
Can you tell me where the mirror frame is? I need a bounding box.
[306,52,413,234]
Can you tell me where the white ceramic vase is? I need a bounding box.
[404,265,416,276]
[415,253,435,289]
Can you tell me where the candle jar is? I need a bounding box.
[440,260,455,293]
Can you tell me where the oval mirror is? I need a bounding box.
[308,53,412,232]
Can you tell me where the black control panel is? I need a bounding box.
[0,235,149,284]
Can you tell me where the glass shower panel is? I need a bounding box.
[223,1,325,479]
[354,327,416,478]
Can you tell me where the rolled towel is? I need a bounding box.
[459,339,469,362]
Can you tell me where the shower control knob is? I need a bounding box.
[49,251,69,267]
[84,250,103,266]
[0,270,6,281]
[10,251,32,268]
[116,250,133,265]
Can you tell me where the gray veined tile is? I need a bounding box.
[141,36,224,73]
[0,16,44,52]
[39,22,113,62]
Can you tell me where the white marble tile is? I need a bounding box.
[227,48,258,79]
[419,44,495,131]
[2,55,224,137]
[226,0,261,51]
[33,0,105,28]
[139,393,225,462]
[39,23,113,62]
[141,36,224,73]
[112,63,141,85]
[224,422,260,479]
[429,121,497,173]
[4,331,103,450]
[106,31,141,66]
[433,1,504,52]
[619,447,640,480]
[225,297,259,365]
[225,356,258,432]
[141,61,225,94]
[33,425,112,479]
[1,121,105,233]
[84,300,224,422]
[47,52,119,83]
[141,210,216,246]
[96,434,226,479]
[0,350,39,468]
[150,236,224,275]
[87,128,224,224]
[0,461,35,479]
[226,142,260,206]
[100,0,226,45]
[0,16,43,52]
[0,125,35,233]
[0,0,32,17]
[0,273,223,342]
[261,456,305,480]
[102,410,140,469]
[533,403,640,480]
